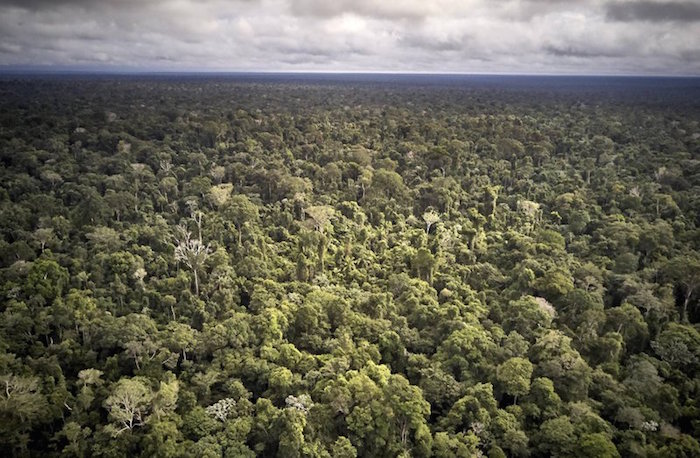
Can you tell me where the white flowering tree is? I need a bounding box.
[206,398,237,422]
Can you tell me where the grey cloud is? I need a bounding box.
[0,42,22,54]
[0,0,698,75]
[0,0,248,8]
[288,0,436,19]
[401,39,465,52]
[526,0,589,3]
[679,49,700,62]
[606,1,700,22]
[0,0,147,10]
[398,32,469,52]
[544,45,622,58]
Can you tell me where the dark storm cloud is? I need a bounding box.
[0,0,697,74]
[606,1,700,22]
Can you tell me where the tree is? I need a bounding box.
[385,374,431,455]
[422,210,440,234]
[604,303,649,354]
[412,248,436,284]
[490,410,529,456]
[25,257,69,301]
[496,357,533,404]
[331,436,358,458]
[502,296,555,341]
[535,415,575,457]
[651,323,700,373]
[32,228,56,253]
[173,225,211,296]
[369,169,409,203]
[152,375,179,420]
[575,433,620,458]
[530,330,592,402]
[437,324,497,383]
[164,322,197,361]
[225,194,259,247]
[664,255,700,322]
[206,398,237,422]
[483,185,500,218]
[57,422,92,457]
[442,382,497,436]
[209,183,233,208]
[0,374,49,452]
[304,205,334,235]
[432,431,479,457]
[86,226,122,252]
[535,269,574,300]
[276,408,305,457]
[104,378,154,435]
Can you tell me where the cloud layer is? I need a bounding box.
[0,0,698,74]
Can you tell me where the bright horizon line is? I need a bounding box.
[0,66,699,79]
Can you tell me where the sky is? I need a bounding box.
[0,0,698,75]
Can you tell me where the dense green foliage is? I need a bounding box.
[0,76,699,457]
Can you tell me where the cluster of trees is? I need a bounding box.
[0,76,699,457]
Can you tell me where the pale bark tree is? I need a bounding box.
[174,225,211,296]
[422,210,440,234]
[104,378,153,435]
